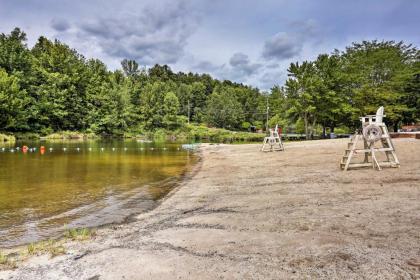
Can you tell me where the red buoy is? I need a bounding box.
[40,146,45,155]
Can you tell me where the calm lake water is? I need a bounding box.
[0,140,196,248]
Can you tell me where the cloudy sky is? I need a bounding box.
[1,0,419,89]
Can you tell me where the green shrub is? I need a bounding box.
[268,114,288,129]
[44,131,99,139]
[40,127,54,136]
[14,132,40,140]
[241,122,251,130]
[0,133,15,143]
[153,129,167,142]
[184,124,264,143]
[295,118,305,134]
[253,121,263,130]
[334,126,351,134]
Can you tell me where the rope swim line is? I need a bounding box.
[0,146,185,154]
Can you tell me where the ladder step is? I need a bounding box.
[346,148,394,153]
[346,162,398,168]
[341,128,398,170]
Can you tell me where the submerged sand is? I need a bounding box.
[1,138,419,279]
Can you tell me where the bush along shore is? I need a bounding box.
[141,125,266,143]
[0,134,15,143]
[1,125,266,143]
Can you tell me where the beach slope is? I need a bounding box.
[1,139,419,279]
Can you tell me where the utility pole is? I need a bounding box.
[266,94,269,132]
[187,100,190,124]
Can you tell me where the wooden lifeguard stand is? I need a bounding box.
[261,125,284,152]
[340,106,400,171]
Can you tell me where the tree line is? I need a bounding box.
[282,41,419,138]
[0,28,419,138]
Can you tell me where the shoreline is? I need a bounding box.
[0,126,267,144]
[1,139,419,279]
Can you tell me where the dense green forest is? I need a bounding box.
[0,28,419,140]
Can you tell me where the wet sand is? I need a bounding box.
[1,138,419,279]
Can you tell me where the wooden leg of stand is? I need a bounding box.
[371,147,381,170]
[363,138,369,163]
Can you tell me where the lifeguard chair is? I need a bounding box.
[261,124,284,152]
[340,106,400,171]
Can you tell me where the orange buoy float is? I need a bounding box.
[22,145,28,153]
[40,146,45,155]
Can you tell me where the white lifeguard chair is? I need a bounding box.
[340,106,400,171]
[261,124,284,152]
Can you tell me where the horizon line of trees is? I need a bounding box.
[0,27,419,139]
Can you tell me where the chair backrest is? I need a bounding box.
[375,106,384,123]
[360,106,386,125]
[272,124,280,138]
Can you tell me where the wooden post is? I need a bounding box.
[187,100,190,124]
[265,95,269,133]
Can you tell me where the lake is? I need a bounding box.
[0,140,197,248]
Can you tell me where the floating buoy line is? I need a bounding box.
[0,145,195,154]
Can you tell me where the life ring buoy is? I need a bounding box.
[363,124,382,143]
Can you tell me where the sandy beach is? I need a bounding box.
[1,138,419,279]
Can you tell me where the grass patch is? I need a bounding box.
[25,239,66,258]
[0,251,17,269]
[0,251,7,264]
[65,228,94,241]
[26,243,36,255]
[0,229,95,269]
[49,245,66,257]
